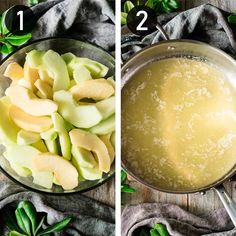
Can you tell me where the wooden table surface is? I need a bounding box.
[122,0,236,217]
[0,0,115,208]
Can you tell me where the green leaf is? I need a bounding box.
[145,0,154,8]
[17,201,37,234]
[28,0,39,6]
[121,184,136,193]
[150,229,160,236]
[1,10,10,35]
[5,33,32,46]
[124,1,135,13]
[121,169,127,184]
[34,216,45,235]
[168,0,180,10]
[15,208,31,235]
[1,42,14,54]
[161,2,173,13]
[153,224,169,236]
[38,217,72,235]
[8,231,26,236]
[121,12,128,25]
[3,208,23,233]
[228,14,236,24]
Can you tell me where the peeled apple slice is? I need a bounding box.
[70,79,114,101]
[34,79,53,99]
[0,97,20,144]
[4,62,24,82]
[99,133,115,164]
[25,50,45,69]
[33,153,79,190]
[6,85,58,116]
[17,130,41,145]
[77,165,103,181]
[9,106,53,133]
[42,50,70,91]
[73,65,92,83]
[53,90,102,128]
[96,96,115,119]
[38,69,53,86]
[24,62,40,91]
[69,129,110,173]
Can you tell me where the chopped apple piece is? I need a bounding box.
[17,130,41,145]
[32,171,53,189]
[38,69,53,86]
[0,97,20,144]
[24,62,39,91]
[96,96,115,119]
[99,133,115,164]
[107,76,115,88]
[33,153,79,190]
[70,79,114,101]
[77,165,103,180]
[34,79,53,99]
[73,65,92,83]
[72,146,96,168]
[69,129,110,173]
[25,50,45,69]
[53,90,102,128]
[17,78,32,90]
[4,62,24,82]
[42,50,70,91]
[9,106,53,133]
[40,128,57,141]
[45,138,59,154]
[6,85,58,116]
[32,140,48,152]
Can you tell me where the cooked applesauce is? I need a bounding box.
[122,58,236,191]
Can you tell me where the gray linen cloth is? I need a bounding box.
[121,4,236,236]
[0,0,115,235]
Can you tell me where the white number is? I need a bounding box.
[136,10,148,31]
[17,10,23,31]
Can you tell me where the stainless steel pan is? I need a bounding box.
[121,24,236,226]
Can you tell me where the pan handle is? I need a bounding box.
[214,184,236,227]
[156,23,170,41]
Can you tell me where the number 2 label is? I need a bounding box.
[136,10,148,31]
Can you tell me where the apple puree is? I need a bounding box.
[122,58,236,191]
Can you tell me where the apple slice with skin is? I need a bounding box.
[6,85,58,116]
[32,140,48,152]
[96,96,115,120]
[33,153,79,190]
[9,106,53,133]
[24,62,39,92]
[76,164,103,181]
[99,133,115,164]
[70,79,114,101]
[4,62,24,82]
[69,129,110,173]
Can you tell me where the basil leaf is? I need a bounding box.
[8,231,27,236]
[168,0,180,10]
[15,208,31,235]
[228,14,236,24]
[38,217,72,235]
[124,1,135,13]
[150,229,160,236]
[121,184,136,193]
[5,33,32,46]
[1,42,14,54]
[153,223,169,236]
[34,216,45,235]
[161,2,173,13]
[17,201,37,234]
[121,169,127,184]
[121,12,128,25]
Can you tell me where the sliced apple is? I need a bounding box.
[70,79,114,101]
[17,78,32,90]
[33,153,79,190]
[90,114,115,135]
[17,130,41,145]
[24,62,39,91]
[69,129,110,173]
[32,140,48,152]
[42,50,70,91]
[96,96,115,119]
[71,146,96,168]
[6,85,58,116]
[99,133,114,164]
[4,62,24,82]
[25,50,45,69]
[34,79,53,99]
[53,90,102,128]
[38,69,53,86]
[0,97,20,144]
[45,139,59,154]
[9,106,53,133]
[61,52,76,64]
[111,132,115,148]
[40,128,58,141]
[107,76,115,88]
[32,171,53,189]
[77,165,103,180]
[73,65,92,83]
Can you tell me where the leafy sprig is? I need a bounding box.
[121,169,136,193]
[121,0,180,25]
[139,223,169,236]
[4,201,72,236]
[0,10,32,55]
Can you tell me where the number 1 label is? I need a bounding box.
[17,10,23,31]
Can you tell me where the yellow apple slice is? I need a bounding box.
[34,79,53,99]
[99,133,115,164]
[70,79,114,101]
[69,129,110,173]
[6,85,58,116]
[9,106,53,133]
[33,153,79,190]
[4,62,24,82]
[24,62,40,91]
[38,69,54,86]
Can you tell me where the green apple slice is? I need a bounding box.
[90,115,115,135]
[17,130,41,145]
